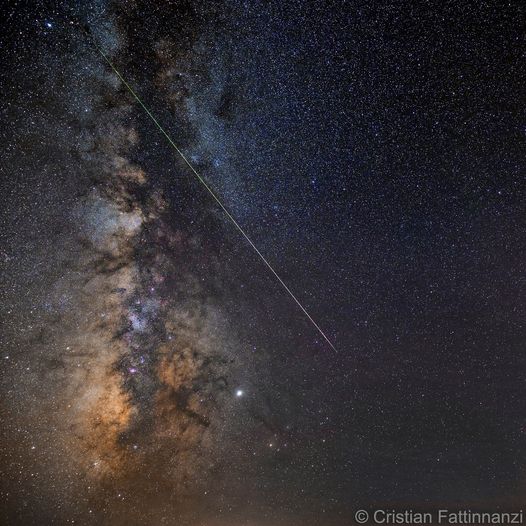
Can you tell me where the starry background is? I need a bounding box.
[1,1,526,525]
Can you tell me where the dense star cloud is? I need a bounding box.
[1,1,526,525]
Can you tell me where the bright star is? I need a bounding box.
[236,389,243,397]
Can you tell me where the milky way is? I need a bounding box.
[1,3,265,523]
[2,1,526,525]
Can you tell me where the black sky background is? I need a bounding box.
[1,1,526,525]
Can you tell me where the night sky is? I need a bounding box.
[1,1,526,525]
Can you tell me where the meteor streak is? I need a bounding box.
[81,26,338,353]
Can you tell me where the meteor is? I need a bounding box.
[79,24,338,353]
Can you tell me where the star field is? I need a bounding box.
[1,1,526,525]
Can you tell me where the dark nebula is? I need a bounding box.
[1,1,526,525]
